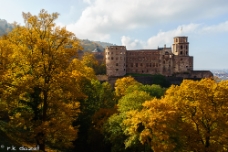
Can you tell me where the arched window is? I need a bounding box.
[180,51,183,55]
[180,45,183,49]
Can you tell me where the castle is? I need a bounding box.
[105,36,213,78]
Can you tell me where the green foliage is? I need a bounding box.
[74,79,116,151]
[118,91,152,113]
[126,84,165,99]
[104,77,166,151]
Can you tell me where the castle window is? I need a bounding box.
[116,69,118,71]
[136,63,138,67]
[180,45,183,49]
[124,69,125,71]
[111,52,113,54]
[142,70,144,73]
[126,64,128,67]
[180,51,183,55]
[186,51,188,55]
[116,63,118,66]
[111,57,113,60]
[131,63,133,67]
[140,63,143,66]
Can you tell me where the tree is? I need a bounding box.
[104,89,153,152]
[73,79,116,151]
[114,76,141,98]
[81,52,106,75]
[125,84,166,99]
[124,78,228,152]
[0,9,94,151]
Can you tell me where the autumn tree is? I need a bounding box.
[114,76,141,98]
[0,9,95,151]
[105,76,163,152]
[81,52,106,75]
[124,78,228,152]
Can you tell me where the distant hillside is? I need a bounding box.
[94,41,117,48]
[80,39,116,52]
[0,19,13,36]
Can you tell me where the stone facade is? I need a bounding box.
[105,36,212,78]
[106,46,126,76]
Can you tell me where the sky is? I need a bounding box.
[0,0,228,70]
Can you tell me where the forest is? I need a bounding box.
[0,10,228,152]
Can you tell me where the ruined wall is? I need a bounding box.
[126,50,161,75]
[173,56,193,73]
[105,46,126,76]
[160,47,173,76]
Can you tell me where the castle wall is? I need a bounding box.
[175,70,213,78]
[126,50,161,75]
[173,56,193,73]
[105,46,126,76]
[160,47,173,76]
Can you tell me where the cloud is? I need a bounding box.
[121,21,228,49]
[121,36,145,49]
[66,0,228,41]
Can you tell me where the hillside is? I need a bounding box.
[80,39,115,52]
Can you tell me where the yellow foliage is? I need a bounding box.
[0,9,95,151]
[115,76,141,97]
[123,78,228,152]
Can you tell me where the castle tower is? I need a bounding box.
[172,36,189,56]
[105,46,126,76]
[172,36,193,73]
